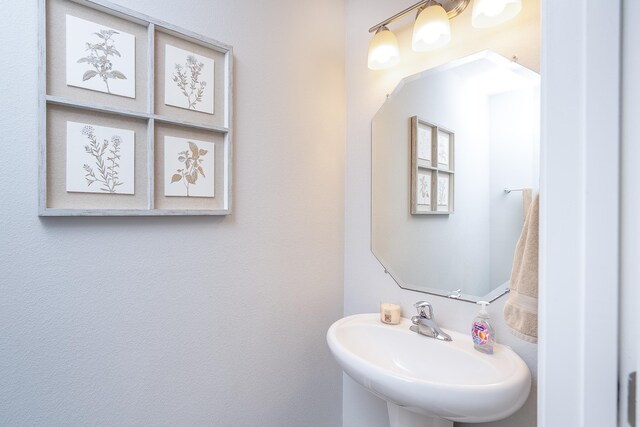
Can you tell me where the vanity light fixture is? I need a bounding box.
[368,26,400,70]
[412,2,451,52]
[368,0,522,70]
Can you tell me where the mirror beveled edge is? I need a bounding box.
[370,250,510,304]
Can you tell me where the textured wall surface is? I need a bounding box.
[344,0,540,426]
[0,1,345,425]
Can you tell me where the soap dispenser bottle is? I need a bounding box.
[471,301,494,354]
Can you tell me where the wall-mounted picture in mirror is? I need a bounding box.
[410,116,454,214]
[164,136,215,197]
[65,15,136,98]
[164,45,215,114]
[66,121,135,194]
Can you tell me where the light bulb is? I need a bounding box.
[472,0,522,28]
[483,0,507,16]
[368,26,400,70]
[412,4,451,52]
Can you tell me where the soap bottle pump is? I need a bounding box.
[471,301,494,354]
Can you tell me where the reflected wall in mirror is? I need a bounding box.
[371,50,540,302]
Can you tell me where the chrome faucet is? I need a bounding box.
[410,301,452,342]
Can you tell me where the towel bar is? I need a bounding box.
[504,187,527,193]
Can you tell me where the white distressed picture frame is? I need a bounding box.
[39,0,234,216]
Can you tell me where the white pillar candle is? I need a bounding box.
[380,303,402,325]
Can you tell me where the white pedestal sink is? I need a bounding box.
[327,314,531,427]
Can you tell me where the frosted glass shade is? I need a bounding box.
[368,27,400,70]
[412,4,451,52]
[472,0,522,28]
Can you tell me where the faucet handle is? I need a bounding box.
[414,301,433,319]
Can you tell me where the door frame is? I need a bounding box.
[538,1,621,426]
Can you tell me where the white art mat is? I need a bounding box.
[417,127,432,162]
[164,136,215,197]
[417,171,432,206]
[437,131,450,169]
[164,44,215,114]
[65,15,136,98]
[66,121,135,194]
[437,174,449,208]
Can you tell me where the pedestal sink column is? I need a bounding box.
[387,403,453,427]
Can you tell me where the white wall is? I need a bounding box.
[344,0,540,426]
[0,1,345,425]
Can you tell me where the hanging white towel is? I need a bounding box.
[521,188,532,222]
[504,193,539,343]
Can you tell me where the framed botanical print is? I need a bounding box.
[39,0,233,216]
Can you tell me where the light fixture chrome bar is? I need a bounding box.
[368,0,472,33]
[368,0,430,33]
[446,0,472,20]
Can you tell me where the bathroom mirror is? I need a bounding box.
[371,50,540,302]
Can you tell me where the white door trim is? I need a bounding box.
[539,1,621,426]
[619,0,640,424]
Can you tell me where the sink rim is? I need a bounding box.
[327,313,531,423]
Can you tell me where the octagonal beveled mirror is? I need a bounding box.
[371,50,540,303]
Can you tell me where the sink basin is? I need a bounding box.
[327,314,531,426]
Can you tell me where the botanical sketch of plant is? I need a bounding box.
[66,121,135,195]
[417,172,431,206]
[417,127,431,161]
[171,56,207,110]
[170,141,209,196]
[65,15,136,98]
[437,131,450,168]
[77,29,127,94]
[81,126,124,193]
[437,175,449,207]
[164,136,215,198]
[164,45,215,114]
